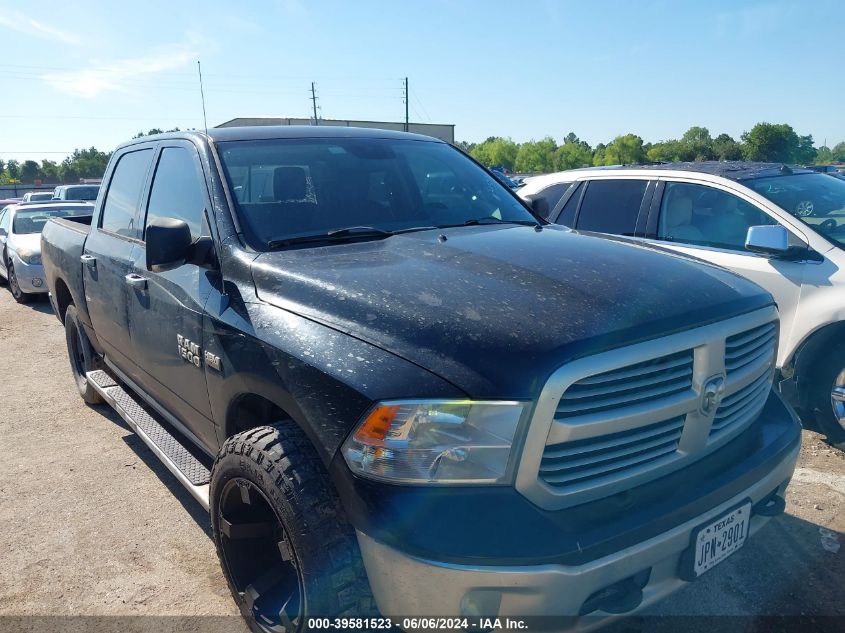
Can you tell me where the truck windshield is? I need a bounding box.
[217,137,538,250]
[746,173,845,249]
[13,208,90,234]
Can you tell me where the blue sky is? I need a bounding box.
[2,0,844,162]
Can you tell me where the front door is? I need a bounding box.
[83,147,154,377]
[126,143,216,448]
[649,180,806,358]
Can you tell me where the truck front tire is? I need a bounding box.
[210,425,376,632]
[64,304,103,404]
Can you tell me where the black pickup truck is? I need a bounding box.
[42,127,801,631]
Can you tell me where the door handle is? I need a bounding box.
[80,254,96,268]
[124,273,147,289]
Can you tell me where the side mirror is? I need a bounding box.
[0,227,6,238]
[745,225,789,257]
[523,195,550,219]
[146,217,193,272]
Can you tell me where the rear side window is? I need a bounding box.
[145,147,207,240]
[575,179,648,236]
[100,149,153,238]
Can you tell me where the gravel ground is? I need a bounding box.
[0,287,842,631]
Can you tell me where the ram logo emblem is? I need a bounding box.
[700,375,726,416]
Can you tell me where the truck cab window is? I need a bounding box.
[100,149,153,238]
[575,179,647,236]
[145,147,207,240]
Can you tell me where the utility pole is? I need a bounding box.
[404,77,409,132]
[311,82,319,126]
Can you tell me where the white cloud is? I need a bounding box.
[0,8,82,45]
[42,41,199,99]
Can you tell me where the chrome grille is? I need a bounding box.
[516,306,780,511]
[725,322,776,374]
[539,416,684,491]
[555,350,694,419]
[710,370,771,440]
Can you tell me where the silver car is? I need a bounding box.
[0,202,93,303]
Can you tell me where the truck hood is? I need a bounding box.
[251,225,773,398]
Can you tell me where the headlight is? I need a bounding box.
[18,250,41,265]
[341,400,528,484]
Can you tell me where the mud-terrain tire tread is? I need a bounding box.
[211,424,376,630]
[63,304,103,404]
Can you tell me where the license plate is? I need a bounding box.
[690,501,752,577]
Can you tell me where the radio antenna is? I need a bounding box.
[197,60,209,135]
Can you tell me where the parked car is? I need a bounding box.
[42,129,799,629]
[0,202,93,302]
[490,168,521,189]
[52,184,100,201]
[22,191,55,202]
[519,161,845,448]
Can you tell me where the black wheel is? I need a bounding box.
[8,262,33,304]
[211,425,376,633]
[64,304,103,404]
[810,348,845,450]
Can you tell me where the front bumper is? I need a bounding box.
[358,442,797,627]
[11,254,46,294]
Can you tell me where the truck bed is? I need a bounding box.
[41,216,93,327]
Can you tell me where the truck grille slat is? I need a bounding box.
[575,353,692,386]
[725,323,776,373]
[556,351,693,418]
[541,439,680,487]
[710,372,771,437]
[539,416,684,489]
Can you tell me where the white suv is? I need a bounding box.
[519,162,845,448]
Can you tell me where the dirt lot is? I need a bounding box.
[0,287,843,630]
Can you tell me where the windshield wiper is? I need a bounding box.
[465,217,541,227]
[267,226,393,249]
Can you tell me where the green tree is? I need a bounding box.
[592,143,607,166]
[40,159,60,183]
[679,126,713,160]
[795,134,817,165]
[470,137,519,170]
[20,160,41,183]
[712,134,743,161]
[7,160,20,181]
[59,147,111,183]
[132,127,181,139]
[646,139,687,163]
[741,123,808,163]
[553,133,593,170]
[514,137,557,173]
[602,134,645,165]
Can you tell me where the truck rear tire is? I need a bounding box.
[211,424,376,632]
[811,346,845,450]
[64,304,103,404]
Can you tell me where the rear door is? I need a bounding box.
[568,178,653,236]
[82,147,154,376]
[125,142,216,447]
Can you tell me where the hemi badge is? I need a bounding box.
[205,351,222,371]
